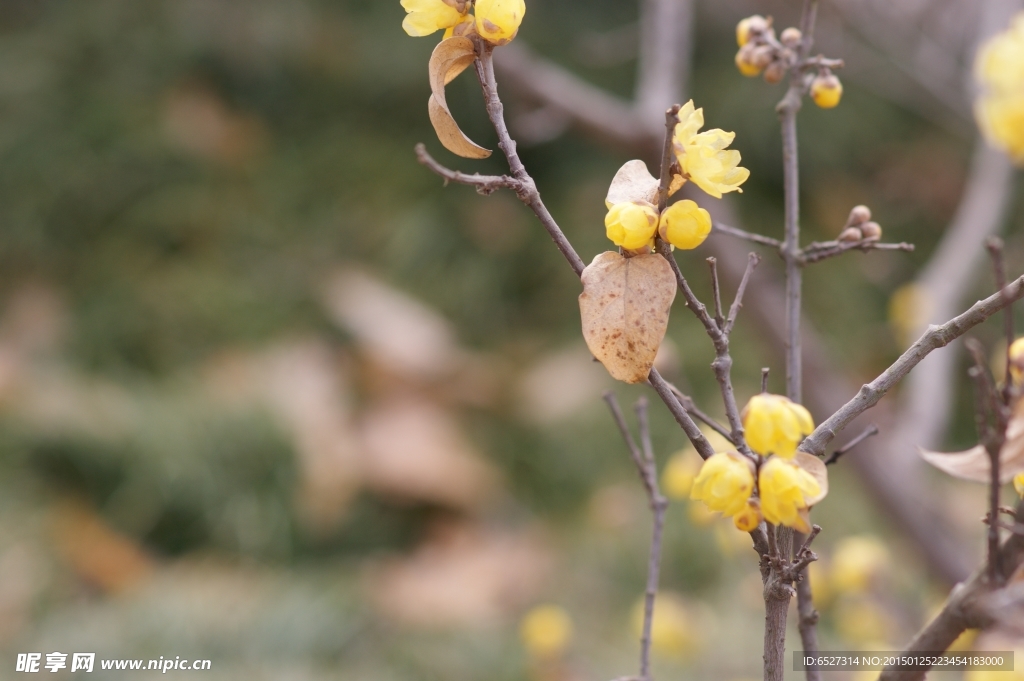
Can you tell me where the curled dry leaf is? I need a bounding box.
[427,36,491,159]
[795,452,828,506]
[579,251,676,384]
[920,397,1024,483]
[605,160,660,208]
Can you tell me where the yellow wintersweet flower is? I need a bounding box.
[1014,472,1024,498]
[690,451,755,517]
[810,74,843,109]
[673,101,750,199]
[741,393,814,459]
[519,604,573,658]
[974,13,1024,163]
[475,0,525,46]
[605,202,659,251]
[1010,337,1024,384]
[659,199,712,250]
[758,456,820,532]
[400,0,468,37]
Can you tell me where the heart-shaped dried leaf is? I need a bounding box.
[427,36,491,159]
[579,251,677,384]
[605,160,660,209]
[795,452,829,506]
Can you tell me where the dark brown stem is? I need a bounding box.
[667,385,737,446]
[657,106,680,212]
[415,144,519,194]
[799,239,915,264]
[987,237,1015,401]
[724,253,761,336]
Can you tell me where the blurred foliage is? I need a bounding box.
[0,0,1018,679]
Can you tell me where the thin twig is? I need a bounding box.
[724,253,761,336]
[667,385,737,446]
[987,237,1015,402]
[708,257,725,329]
[713,222,782,249]
[603,394,669,681]
[823,424,879,465]
[800,275,1024,457]
[762,368,770,393]
[415,144,520,194]
[799,239,916,265]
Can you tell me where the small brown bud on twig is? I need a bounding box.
[764,60,786,84]
[838,226,863,242]
[780,27,802,47]
[846,205,871,226]
[859,221,882,241]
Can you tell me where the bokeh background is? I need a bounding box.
[0,0,1021,679]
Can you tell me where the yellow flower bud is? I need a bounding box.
[732,498,762,532]
[758,456,821,532]
[474,0,526,46]
[735,46,764,77]
[520,604,573,658]
[659,200,712,250]
[736,15,768,47]
[690,451,755,517]
[605,202,659,251]
[741,393,814,459]
[780,27,802,48]
[1015,472,1024,498]
[810,74,843,109]
[401,0,467,37]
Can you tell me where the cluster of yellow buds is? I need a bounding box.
[974,12,1024,164]
[734,14,843,108]
[690,393,826,532]
[401,0,525,45]
[837,204,882,242]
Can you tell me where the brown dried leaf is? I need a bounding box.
[579,251,677,384]
[605,160,660,208]
[795,452,829,506]
[919,444,1024,483]
[427,37,491,159]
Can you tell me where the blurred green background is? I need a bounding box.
[0,0,1020,679]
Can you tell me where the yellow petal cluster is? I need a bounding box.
[732,499,762,532]
[605,202,659,251]
[1015,472,1024,498]
[810,74,843,109]
[758,457,820,532]
[689,451,755,517]
[401,0,467,37]
[475,0,526,45]
[974,13,1024,164]
[1009,336,1024,385]
[673,101,750,199]
[742,393,814,458]
[659,200,712,250]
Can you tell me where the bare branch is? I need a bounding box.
[799,239,915,265]
[801,275,1024,457]
[987,237,1015,399]
[708,257,725,329]
[415,144,519,194]
[823,424,880,465]
[714,222,783,250]
[724,253,761,336]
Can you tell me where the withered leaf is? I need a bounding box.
[919,444,1024,484]
[579,251,677,384]
[605,160,660,208]
[427,37,491,159]
[795,452,829,506]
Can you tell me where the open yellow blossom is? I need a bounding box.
[519,604,573,658]
[810,74,843,109]
[1010,337,1024,384]
[605,202,659,251]
[401,0,468,37]
[673,101,750,198]
[475,0,525,45]
[690,451,755,517]
[659,199,712,250]
[742,393,814,459]
[974,13,1024,163]
[758,456,821,532]
[1015,473,1024,498]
